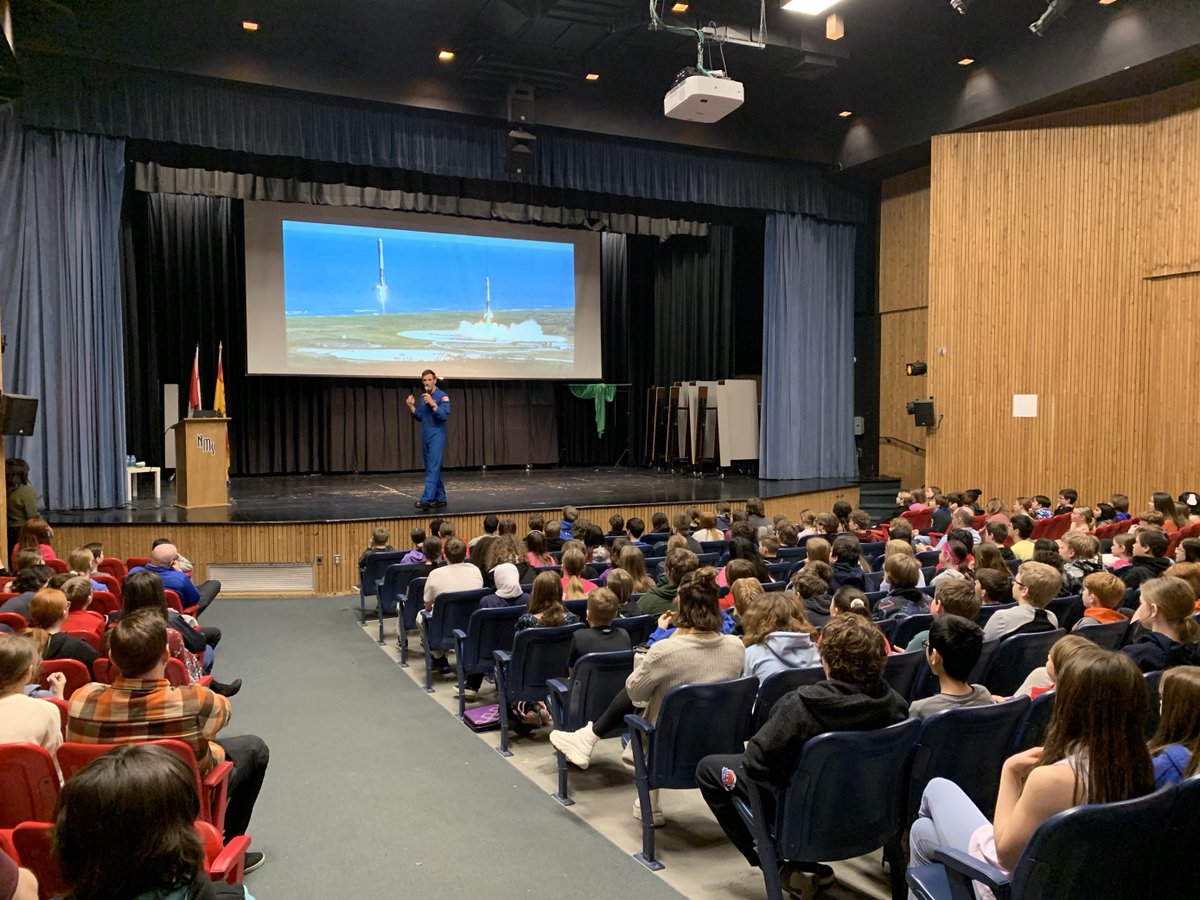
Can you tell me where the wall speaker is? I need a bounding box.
[0,393,38,436]
[506,128,536,175]
[507,85,535,124]
[906,398,935,427]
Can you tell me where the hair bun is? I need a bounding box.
[850,598,866,610]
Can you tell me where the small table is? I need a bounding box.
[126,465,162,501]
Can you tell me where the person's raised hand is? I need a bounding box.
[46,671,67,698]
[406,394,416,411]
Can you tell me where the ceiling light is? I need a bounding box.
[1099,0,1117,4]
[781,0,841,15]
[438,50,455,61]
[838,110,852,118]
[950,0,973,13]
[826,13,844,40]
[241,20,259,31]
[958,57,975,66]
[585,73,600,81]
[671,2,689,11]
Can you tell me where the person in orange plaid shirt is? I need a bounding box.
[67,610,269,871]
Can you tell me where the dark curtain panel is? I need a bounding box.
[651,226,736,386]
[19,56,867,222]
[0,112,127,509]
[120,192,559,475]
[759,214,858,480]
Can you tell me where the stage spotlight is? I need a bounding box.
[950,0,974,14]
[1030,0,1073,35]
[905,361,927,376]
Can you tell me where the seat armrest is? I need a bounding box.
[624,713,654,736]
[208,833,251,883]
[934,847,1012,896]
[547,677,569,698]
[202,760,233,834]
[493,649,512,666]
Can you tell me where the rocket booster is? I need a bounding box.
[377,238,386,287]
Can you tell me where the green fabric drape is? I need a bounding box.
[568,384,617,437]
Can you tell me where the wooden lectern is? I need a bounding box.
[173,418,230,508]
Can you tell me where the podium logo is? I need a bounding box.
[196,434,216,455]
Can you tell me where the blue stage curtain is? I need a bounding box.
[759,214,858,481]
[0,112,128,510]
[17,57,866,222]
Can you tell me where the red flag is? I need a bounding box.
[188,345,201,416]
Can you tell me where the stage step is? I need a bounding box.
[207,563,315,593]
[856,478,901,527]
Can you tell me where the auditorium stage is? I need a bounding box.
[47,467,859,595]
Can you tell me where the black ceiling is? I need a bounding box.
[8,0,1200,172]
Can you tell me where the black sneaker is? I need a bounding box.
[414,500,431,510]
[434,656,452,675]
[429,500,447,509]
[243,851,266,874]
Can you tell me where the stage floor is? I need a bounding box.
[48,467,856,525]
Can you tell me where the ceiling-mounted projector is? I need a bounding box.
[664,73,744,123]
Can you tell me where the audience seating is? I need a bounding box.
[864,570,885,591]
[358,549,409,627]
[533,564,562,576]
[641,532,669,544]
[883,650,928,700]
[890,614,935,650]
[88,589,119,616]
[397,576,428,666]
[10,822,70,898]
[92,656,116,683]
[901,508,933,532]
[699,540,727,554]
[1075,618,1130,650]
[1012,689,1055,752]
[57,739,232,835]
[777,546,806,561]
[767,561,792,581]
[626,676,759,870]
[195,819,252,884]
[420,589,490,692]
[65,629,101,651]
[1046,594,1084,630]
[1005,558,1022,574]
[96,557,128,581]
[546,649,635,806]
[612,614,657,645]
[164,589,183,612]
[90,572,121,598]
[493,621,585,756]
[37,659,90,700]
[0,743,59,827]
[564,598,587,618]
[1029,513,1071,541]
[0,612,25,631]
[124,556,151,572]
[0,575,10,590]
[983,630,1066,696]
[906,779,1179,900]
[44,558,68,575]
[915,550,940,567]
[753,666,826,731]
[1144,670,1163,737]
[1165,521,1200,557]
[904,698,1030,822]
[733,717,921,900]
[975,603,1015,626]
[453,605,524,717]
[696,552,720,567]
[45,697,68,738]
[375,562,428,643]
[764,581,787,593]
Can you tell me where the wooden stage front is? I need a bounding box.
[48,468,859,595]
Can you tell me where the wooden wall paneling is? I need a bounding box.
[51,486,858,595]
[878,309,928,487]
[924,81,1200,506]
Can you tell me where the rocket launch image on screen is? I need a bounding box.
[281,220,577,373]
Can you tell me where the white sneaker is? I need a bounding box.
[632,791,666,827]
[548,723,600,769]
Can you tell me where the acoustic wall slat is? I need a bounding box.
[51,486,857,595]
[925,81,1200,505]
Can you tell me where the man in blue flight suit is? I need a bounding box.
[407,368,450,509]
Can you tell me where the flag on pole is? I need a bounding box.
[188,345,201,416]
[214,341,230,475]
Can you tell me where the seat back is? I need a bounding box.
[1075,618,1130,650]
[0,611,26,631]
[1006,557,1023,573]
[93,657,117,683]
[0,743,60,827]
[645,676,759,789]
[906,697,1030,821]
[767,561,792,581]
[968,638,1002,685]
[164,589,182,612]
[915,550,940,567]
[359,550,409,598]
[164,657,191,687]
[504,622,586,703]
[984,629,1066,696]
[11,822,69,898]
[57,739,207,817]
[90,572,121,598]
[1012,688,1056,751]
[96,556,128,582]
[883,650,927,701]
[45,558,68,575]
[696,552,720,567]
[1166,521,1200,558]
[38,659,91,700]
[975,603,1015,626]
[89,589,120,616]
[125,556,151,572]
[1046,594,1084,630]
[901,508,932,531]
[1157,777,1200,896]
[562,650,636,736]
[890,614,934,650]
[66,629,101,651]
[403,577,428,630]
[699,540,727,554]
[753,666,825,731]
[425,589,489,652]
[564,598,587,619]
[775,717,921,861]
[612,614,657,646]
[379,563,427,616]
[458,605,525,675]
[1030,513,1071,541]
[1008,786,1174,899]
[777,546,806,561]
[1144,670,1163,737]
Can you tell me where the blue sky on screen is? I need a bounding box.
[282,221,576,316]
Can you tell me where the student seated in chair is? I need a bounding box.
[696,613,908,894]
[1117,527,1172,590]
[1121,576,1200,672]
[982,561,1061,641]
[566,588,631,672]
[1073,571,1128,629]
[908,615,994,720]
[894,578,978,653]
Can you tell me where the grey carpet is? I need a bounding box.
[202,596,686,899]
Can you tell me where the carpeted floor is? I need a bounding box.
[201,595,689,899]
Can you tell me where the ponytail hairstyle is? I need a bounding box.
[561,547,589,600]
[831,585,871,618]
[1141,576,1200,644]
[673,566,723,633]
[941,539,973,577]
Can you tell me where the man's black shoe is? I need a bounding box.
[429,500,447,509]
[244,851,266,874]
[414,500,431,510]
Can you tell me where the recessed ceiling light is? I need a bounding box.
[241,20,259,31]
[1098,0,1117,5]
[438,50,455,61]
[781,0,841,14]
[958,57,975,66]
[585,73,600,81]
[671,2,689,11]
[838,110,852,118]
